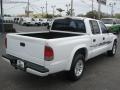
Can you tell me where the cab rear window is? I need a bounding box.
[51,18,86,33]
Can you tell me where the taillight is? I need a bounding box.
[5,35,7,48]
[44,46,54,61]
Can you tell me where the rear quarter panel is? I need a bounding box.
[44,35,91,73]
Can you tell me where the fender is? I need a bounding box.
[66,44,89,71]
[109,33,117,50]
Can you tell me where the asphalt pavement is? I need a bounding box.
[0,24,120,90]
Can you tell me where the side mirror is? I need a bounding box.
[113,22,116,25]
[107,30,109,33]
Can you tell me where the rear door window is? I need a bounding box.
[89,20,100,34]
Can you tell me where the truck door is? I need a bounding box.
[89,20,103,58]
[98,21,112,52]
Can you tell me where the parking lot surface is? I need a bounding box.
[0,24,120,90]
[13,24,48,32]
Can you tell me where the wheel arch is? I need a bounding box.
[66,46,88,71]
[114,39,117,43]
[111,38,117,48]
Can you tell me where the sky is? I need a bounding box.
[2,0,120,16]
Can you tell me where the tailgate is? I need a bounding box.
[6,34,46,66]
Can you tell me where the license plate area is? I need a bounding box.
[17,60,24,68]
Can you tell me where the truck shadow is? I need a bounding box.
[8,52,119,90]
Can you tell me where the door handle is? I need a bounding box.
[93,39,96,42]
[103,37,105,40]
[20,42,25,47]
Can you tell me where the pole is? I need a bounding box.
[0,0,4,33]
[41,7,44,18]
[27,0,29,17]
[53,7,54,17]
[111,5,113,17]
[51,5,56,18]
[0,0,3,15]
[0,0,4,55]
[98,0,101,20]
[92,0,94,12]
[46,1,48,17]
[92,0,94,18]
[71,0,73,16]
[109,2,116,17]
[92,0,93,12]
[66,4,68,12]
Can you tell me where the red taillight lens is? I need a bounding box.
[44,46,54,61]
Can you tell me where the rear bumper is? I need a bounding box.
[2,54,49,76]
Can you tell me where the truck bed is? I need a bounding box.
[19,32,82,39]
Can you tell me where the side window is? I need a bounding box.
[113,21,116,24]
[89,20,100,34]
[99,22,108,33]
[74,20,86,33]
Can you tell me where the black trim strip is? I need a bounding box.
[90,41,112,47]
[2,54,49,73]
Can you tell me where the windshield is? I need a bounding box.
[101,19,113,24]
[51,18,86,33]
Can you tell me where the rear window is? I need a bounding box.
[51,18,86,33]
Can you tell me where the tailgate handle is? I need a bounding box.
[20,42,25,47]
[93,39,96,42]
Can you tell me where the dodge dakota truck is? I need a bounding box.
[2,17,117,81]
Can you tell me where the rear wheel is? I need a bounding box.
[67,54,85,81]
[23,23,26,26]
[107,41,117,56]
[35,23,39,26]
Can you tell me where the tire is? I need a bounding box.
[35,23,38,26]
[67,54,85,81]
[43,23,45,26]
[107,41,117,56]
[23,23,26,26]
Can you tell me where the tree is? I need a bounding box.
[85,10,111,19]
[66,9,71,16]
[77,14,85,17]
[54,14,62,17]
[43,14,53,18]
[86,10,98,19]
[56,8,65,16]
[114,13,120,19]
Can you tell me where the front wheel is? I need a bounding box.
[107,41,117,56]
[67,54,85,81]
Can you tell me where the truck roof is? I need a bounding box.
[54,16,97,21]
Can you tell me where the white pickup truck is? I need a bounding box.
[2,17,117,81]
